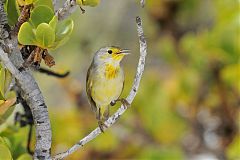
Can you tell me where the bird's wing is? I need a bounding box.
[86,65,97,113]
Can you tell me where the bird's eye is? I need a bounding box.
[108,50,112,54]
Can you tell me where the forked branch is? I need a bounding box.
[52,16,147,160]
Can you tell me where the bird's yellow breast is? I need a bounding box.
[105,63,120,79]
[91,63,124,107]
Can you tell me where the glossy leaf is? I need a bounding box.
[0,68,5,100]
[29,6,54,28]
[3,69,12,95]
[0,68,12,100]
[6,0,20,26]
[50,19,74,49]
[0,137,11,151]
[0,144,12,160]
[17,0,33,6]
[77,0,100,6]
[49,16,58,30]
[34,0,54,10]
[0,91,16,123]
[17,154,32,160]
[55,19,74,41]
[18,22,36,45]
[0,97,16,116]
[36,23,55,48]
[0,106,15,125]
[0,78,16,124]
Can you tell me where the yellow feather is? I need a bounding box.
[90,63,124,108]
[105,63,120,79]
[112,53,124,61]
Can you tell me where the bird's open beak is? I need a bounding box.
[119,49,131,55]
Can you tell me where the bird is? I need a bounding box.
[86,46,130,132]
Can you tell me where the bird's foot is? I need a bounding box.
[110,100,116,106]
[121,98,130,109]
[98,120,108,133]
[115,98,130,109]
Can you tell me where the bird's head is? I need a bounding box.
[94,46,130,65]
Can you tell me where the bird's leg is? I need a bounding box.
[116,98,130,109]
[96,107,101,120]
[110,100,116,106]
[96,108,108,133]
[103,106,110,119]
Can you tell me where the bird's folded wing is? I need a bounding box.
[86,67,97,112]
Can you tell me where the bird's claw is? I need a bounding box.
[119,98,130,109]
[110,100,116,106]
[98,120,108,133]
[112,98,130,109]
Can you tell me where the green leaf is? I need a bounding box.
[76,0,100,6]
[50,19,74,49]
[0,91,16,117]
[76,0,83,5]
[5,91,16,100]
[0,103,15,125]
[0,137,11,151]
[227,136,240,160]
[0,68,5,99]
[55,19,74,41]
[34,0,54,10]
[49,16,58,30]
[17,0,33,6]
[29,5,54,28]
[0,97,16,116]
[0,95,4,101]
[17,154,32,160]
[82,0,100,6]
[0,144,12,160]
[18,22,37,45]
[36,23,55,48]
[0,68,12,100]
[4,69,12,95]
[6,0,20,26]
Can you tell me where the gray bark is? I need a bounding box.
[0,1,52,159]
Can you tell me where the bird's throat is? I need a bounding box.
[105,63,120,79]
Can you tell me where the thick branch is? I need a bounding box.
[52,16,147,160]
[0,48,52,159]
[0,3,52,158]
[0,0,9,39]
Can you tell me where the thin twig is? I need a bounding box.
[56,0,77,20]
[140,0,145,8]
[52,16,147,160]
[12,4,32,35]
[37,67,70,78]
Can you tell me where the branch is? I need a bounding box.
[37,67,70,78]
[52,16,147,160]
[55,0,77,20]
[140,0,145,8]
[0,47,52,159]
[0,0,9,39]
[0,3,52,158]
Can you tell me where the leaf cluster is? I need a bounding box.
[17,0,74,50]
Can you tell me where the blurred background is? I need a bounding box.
[0,0,239,159]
